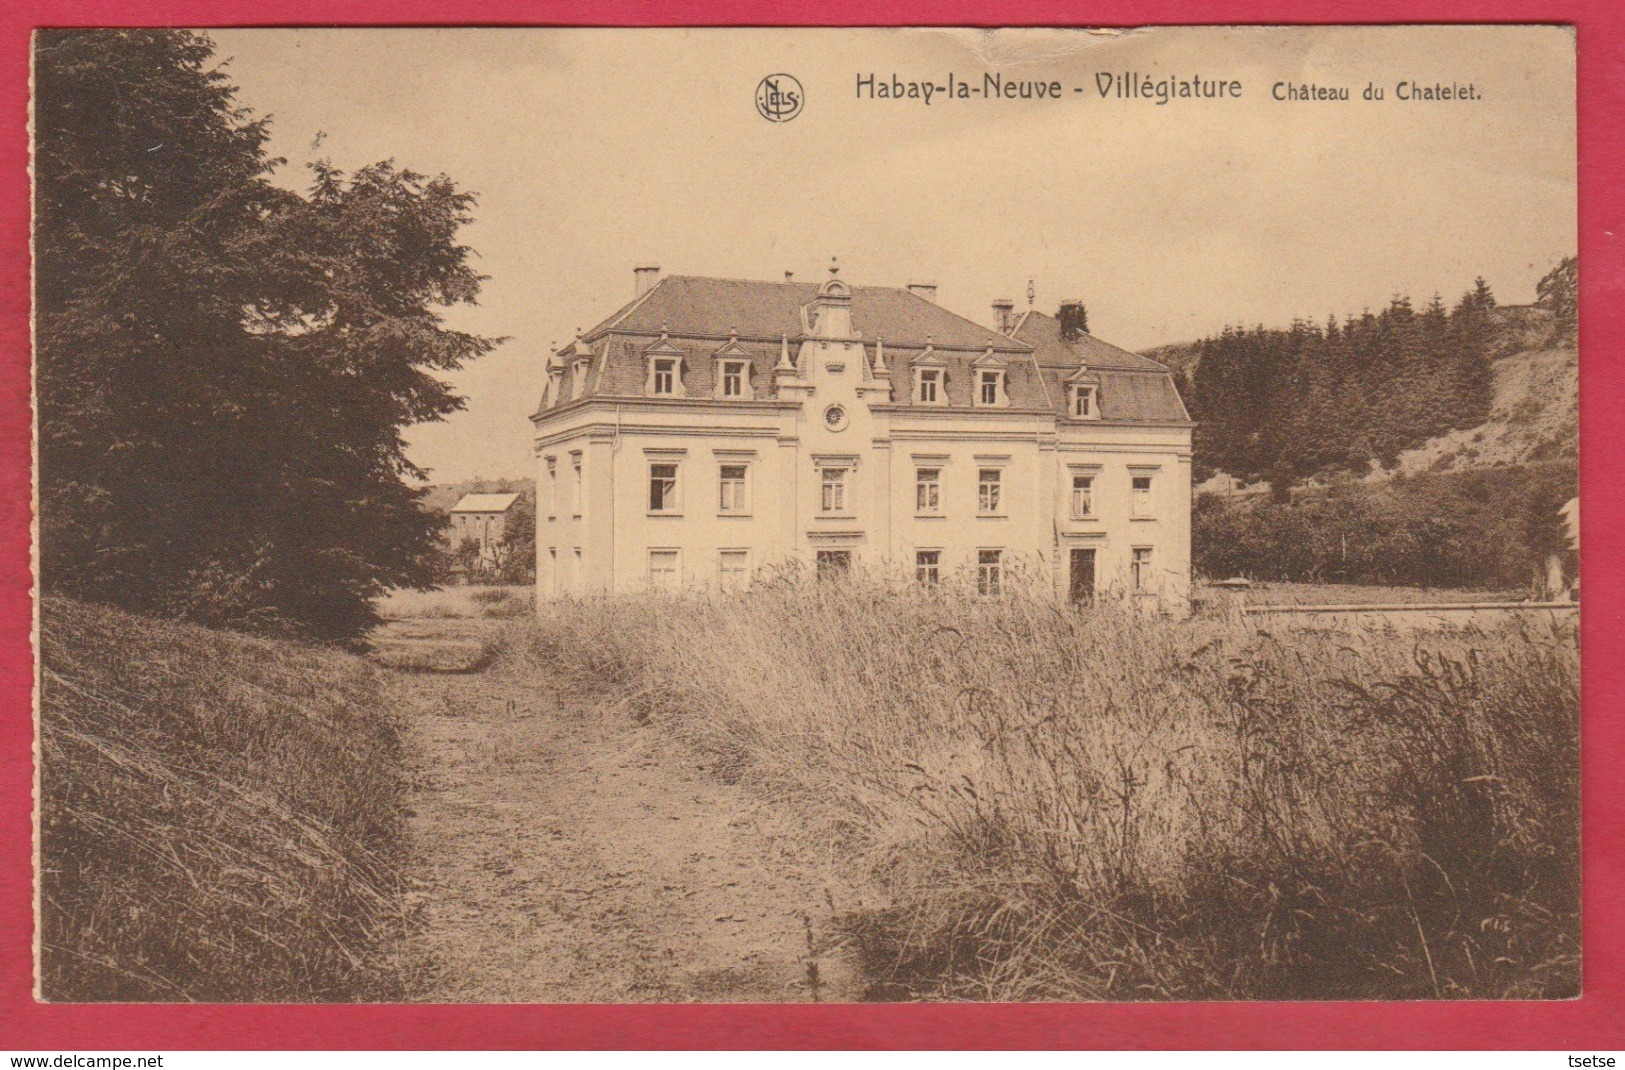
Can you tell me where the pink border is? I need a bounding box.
[2,1,1619,1050]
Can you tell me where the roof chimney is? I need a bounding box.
[907,280,938,303]
[992,298,1016,334]
[634,265,661,297]
[784,271,795,283]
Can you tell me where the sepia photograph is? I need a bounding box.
[32,25,1579,1005]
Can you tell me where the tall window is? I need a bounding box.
[915,468,941,514]
[547,547,557,593]
[1071,474,1094,519]
[1072,385,1096,418]
[649,549,680,590]
[571,455,583,516]
[821,467,848,513]
[978,468,1002,515]
[1132,475,1153,518]
[719,464,748,513]
[652,357,678,395]
[916,550,941,585]
[573,547,582,588]
[718,549,750,590]
[720,360,747,398]
[977,549,1003,596]
[917,368,941,403]
[1131,547,1154,591]
[649,462,679,512]
[545,459,557,518]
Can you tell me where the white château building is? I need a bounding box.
[531,265,1192,606]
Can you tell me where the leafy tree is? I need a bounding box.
[1537,255,1578,335]
[499,498,537,584]
[35,30,498,642]
[1056,300,1089,341]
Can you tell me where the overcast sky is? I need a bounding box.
[208,26,1576,484]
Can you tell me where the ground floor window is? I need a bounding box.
[816,549,852,581]
[977,549,1003,596]
[547,547,557,594]
[1131,546,1154,591]
[572,547,583,590]
[916,549,940,585]
[649,548,680,590]
[718,549,750,589]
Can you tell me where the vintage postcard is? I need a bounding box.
[32,25,1578,1004]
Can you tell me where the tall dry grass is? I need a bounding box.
[492,569,1579,1000]
[39,598,411,1001]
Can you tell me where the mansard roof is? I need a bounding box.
[583,275,1027,351]
[540,275,1190,425]
[1010,310,1175,372]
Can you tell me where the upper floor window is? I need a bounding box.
[570,454,584,516]
[1071,384,1098,419]
[916,550,941,585]
[1132,474,1154,518]
[916,368,942,404]
[651,358,679,396]
[915,468,941,514]
[1071,474,1094,519]
[649,462,679,513]
[976,369,1007,407]
[719,464,748,513]
[820,467,848,513]
[977,549,1003,596]
[977,468,1003,515]
[719,359,749,399]
[545,458,558,518]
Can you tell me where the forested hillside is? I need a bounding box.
[1176,258,1578,588]
[1174,259,1575,488]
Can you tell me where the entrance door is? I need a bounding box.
[816,549,852,581]
[1069,548,1096,603]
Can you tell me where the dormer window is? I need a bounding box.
[720,361,746,397]
[1066,365,1100,419]
[972,349,1009,407]
[652,358,678,395]
[644,335,687,398]
[916,368,942,404]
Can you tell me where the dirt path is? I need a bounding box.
[389,654,859,1002]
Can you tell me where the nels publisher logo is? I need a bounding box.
[755,73,804,122]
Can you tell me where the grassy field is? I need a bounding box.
[492,573,1580,1000]
[39,598,412,1001]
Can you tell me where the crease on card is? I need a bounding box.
[901,26,1148,66]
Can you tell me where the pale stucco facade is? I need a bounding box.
[531,268,1192,606]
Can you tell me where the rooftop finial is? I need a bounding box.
[775,333,795,373]
[829,256,840,278]
[1027,279,1036,308]
[873,338,889,375]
